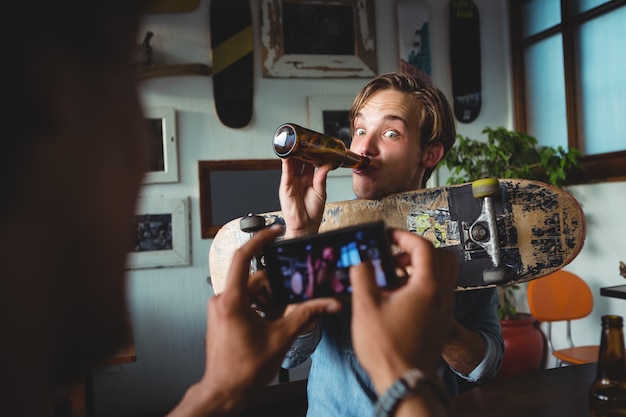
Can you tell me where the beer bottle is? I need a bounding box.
[589,314,626,416]
[272,123,369,170]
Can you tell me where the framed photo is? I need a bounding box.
[199,160,282,238]
[143,107,179,184]
[260,0,377,78]
[127,197,190,269]
[307,95,354,177]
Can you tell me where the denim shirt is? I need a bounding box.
[282,287,504,417]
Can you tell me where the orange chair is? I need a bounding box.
[527,270,599,366]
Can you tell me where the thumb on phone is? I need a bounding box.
[350,261,381,308]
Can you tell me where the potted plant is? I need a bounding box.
[441,126,582,377]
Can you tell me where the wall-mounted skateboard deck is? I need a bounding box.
[450,0,481,123]
[210,0,254,128]
[397,0,432,84]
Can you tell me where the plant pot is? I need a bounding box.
[496,312,546,379]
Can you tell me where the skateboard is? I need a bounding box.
[397,0,432,84]
[210,0,254,128]
[208,178,586,294]
[449,0,481,123]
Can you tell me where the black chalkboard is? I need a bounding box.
[199,159,282,238]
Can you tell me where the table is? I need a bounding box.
[448,363,596,417]
[600,284,626,300]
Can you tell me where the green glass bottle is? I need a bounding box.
[589,315,626,416]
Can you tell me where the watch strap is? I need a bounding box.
[374,369,448,417]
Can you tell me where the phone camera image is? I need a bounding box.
[264,221,397,304]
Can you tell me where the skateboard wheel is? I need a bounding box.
[240,214,266,233]
[472,178,500,198]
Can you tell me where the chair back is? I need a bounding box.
[527,270,593,322]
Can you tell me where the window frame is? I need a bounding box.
[509,0,626,183]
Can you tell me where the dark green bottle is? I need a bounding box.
[589,315,626,416]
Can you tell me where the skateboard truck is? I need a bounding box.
[239,213,286,272]
[469,179,512,285]
[240,213,267,274]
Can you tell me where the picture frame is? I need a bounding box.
[143,107,179,184]
[260,0,377,78]
[127,197,190,269]
[199,160,282,239]
[307,95,354,177]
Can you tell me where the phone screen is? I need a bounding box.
[263,221,398,305]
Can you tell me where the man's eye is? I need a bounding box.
[355,128,366,136]
[384,130,398,138]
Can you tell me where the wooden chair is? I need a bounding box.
[527,270,599,366]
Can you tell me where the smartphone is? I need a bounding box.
[263,221,399,305]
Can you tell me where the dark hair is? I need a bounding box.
[3,1,140,212]
[348,72,456,187]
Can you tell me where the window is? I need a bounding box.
[510,0,626,182]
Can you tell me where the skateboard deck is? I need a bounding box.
[208,179,586,294]
[397,0,432,84]
[210,0,254,128]
[450,0,481,123]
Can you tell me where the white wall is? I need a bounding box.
[93,0,626,415]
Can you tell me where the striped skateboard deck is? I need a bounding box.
[210,0,254,128]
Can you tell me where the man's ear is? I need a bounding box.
[421,142,445,168]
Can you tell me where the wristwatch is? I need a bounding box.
[374,369,448,417]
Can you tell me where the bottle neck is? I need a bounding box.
[342,149,369,169]
[596,316,626,381]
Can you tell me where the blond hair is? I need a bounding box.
[349,72,456,187]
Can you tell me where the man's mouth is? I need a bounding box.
[353,164,374,175]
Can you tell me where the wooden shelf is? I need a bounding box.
[137,63,211,81]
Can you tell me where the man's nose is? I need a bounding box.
[353,133,377,156]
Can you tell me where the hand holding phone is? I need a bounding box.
[263,221,398,305]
